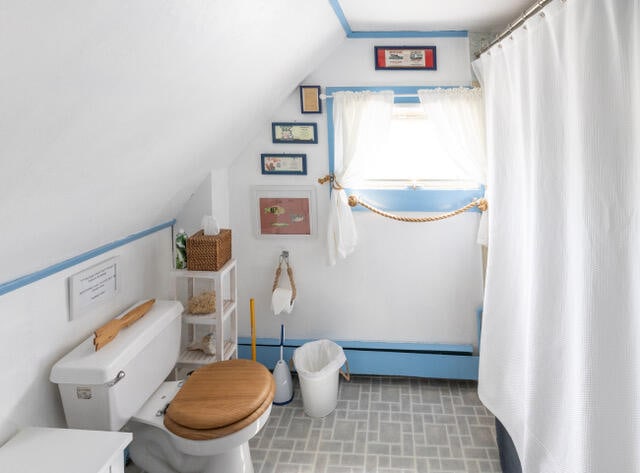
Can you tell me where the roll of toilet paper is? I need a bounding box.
[271,288,294,315]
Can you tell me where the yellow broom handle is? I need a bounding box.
[250,298,256,361]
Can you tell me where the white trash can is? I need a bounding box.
[293,339,349,418]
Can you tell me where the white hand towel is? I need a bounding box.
[271,288,294,315]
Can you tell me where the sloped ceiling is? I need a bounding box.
[338,0,533,32]
[0,0,344,283]
[0,0,532,285]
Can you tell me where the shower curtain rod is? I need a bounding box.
[476,0,560,58]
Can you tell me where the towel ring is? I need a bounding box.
[272,252,296,304]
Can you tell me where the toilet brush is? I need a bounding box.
[272,324,294,405]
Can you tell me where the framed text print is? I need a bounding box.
[272,122,318,144]
[374,46,437,70]
[261,153,307,175]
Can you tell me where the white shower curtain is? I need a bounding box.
[473,0,640,472]
[327,91,393,265]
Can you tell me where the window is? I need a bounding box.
[327,86,485,212]
[363,103,477,188]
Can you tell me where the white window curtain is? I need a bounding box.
[418,87,488,245]
[473,0,640,472]
[417,87,486,184]
[328,91,393,265]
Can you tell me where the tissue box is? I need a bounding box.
[186,229,232,271]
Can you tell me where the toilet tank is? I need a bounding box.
[50,300,182,431]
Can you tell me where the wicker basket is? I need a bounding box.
[186,229,232,271]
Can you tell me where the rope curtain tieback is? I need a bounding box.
[347,194,488,223]
[317,174,343,190]
[317,173,488,222]
[272,255,297,304]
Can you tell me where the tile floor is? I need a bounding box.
[126,375,501,473]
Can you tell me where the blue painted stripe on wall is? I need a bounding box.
[328,0,352,36]
[348,30,468,39]
[238,337,473,354]
[0,220,175,297]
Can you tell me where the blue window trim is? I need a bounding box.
[326,86,485,212]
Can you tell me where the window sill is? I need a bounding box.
[342,186,485,213]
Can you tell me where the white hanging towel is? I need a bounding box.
[271,288,294,315]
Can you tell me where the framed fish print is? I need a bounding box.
[254,186,316,238]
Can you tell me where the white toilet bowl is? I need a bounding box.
[127,381,272,473]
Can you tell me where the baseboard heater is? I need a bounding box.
[237,337,478,381]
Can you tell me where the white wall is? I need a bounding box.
[0,229,173,446]
[175,172,214,237]
[229,37,484,348]
[175,169,231,238]
[314,37,474,87]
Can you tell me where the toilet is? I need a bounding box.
[50,300,274,473]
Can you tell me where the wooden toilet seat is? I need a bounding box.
[164,359,275,440]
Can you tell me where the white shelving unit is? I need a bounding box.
[172,258,238,369]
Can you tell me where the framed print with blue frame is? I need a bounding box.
[261,153,307,175]
[272,122,318,144]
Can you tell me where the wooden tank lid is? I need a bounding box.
[164,359,274,434]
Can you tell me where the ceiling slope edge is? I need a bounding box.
[328,0,468,38]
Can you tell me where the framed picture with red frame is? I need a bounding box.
[374,46,437,70]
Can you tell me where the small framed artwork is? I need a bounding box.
[261,153,307,175]
[300,85,322,114]
[272,122,318,144]
[254,186,316,238]
[374,46,437,70]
